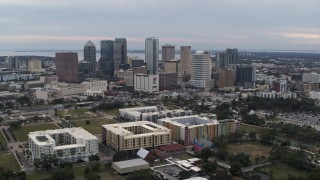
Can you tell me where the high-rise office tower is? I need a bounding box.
[145,37,159,75]
[161,43,175,68]
[215,52,226,71]
[235,64,256,89]
[5,56,20,70]
[190,51,212,90]
[114,38,127,71]
[100,40,114,78]
[180,46,191,75]
[225,48,239,65]
[84,40,96,78]
[55,52,78,83]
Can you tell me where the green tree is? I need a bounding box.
[113,151,128,162]
[200,147,212,162]
[34,154,58,170]
[127,169,153,180]
[229,162,242,176]
[91,163,100,172]
[202,162,217,174]
[89,154,100,161]
[229,152,251,166]
[85,172,101,180]
[179,170,192,179]
[249,131,257,140]
[51,167,75,180]
[215,170,232,180]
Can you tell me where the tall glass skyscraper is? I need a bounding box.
[100,40,114,78]
[83,40,96,78]
[225,48,239,65]
[145,37,159,75]
[190,51,212,90]
[114,38,127,71]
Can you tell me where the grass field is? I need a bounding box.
[228,142,271,162]
[12,123,59,142]
[0,152,21,172]
[105,108,119,116]
[176,154,194,160]
[58,109,100,120]
[27,164,126,180]
[0,130,7,145]
[74,118,117,134]
[257,163,309,180]
[241,123,270,134]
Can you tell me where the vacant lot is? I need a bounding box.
[241,123,270,134]
[257,163,309,180]
[228,142,271,162]
[12,123,59,142]
[74,118,118,134]
[0,152,21,172]
[58,109,101,120]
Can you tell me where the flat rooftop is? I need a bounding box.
[160,115,218,127]
[113,158,149,169]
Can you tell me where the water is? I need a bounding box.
[0,50,180,61]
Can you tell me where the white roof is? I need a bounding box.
[188,158,201,162]
[190,166,202,172]
[186,177,207,180]
[113,159,149,169]
[137,148,149,159]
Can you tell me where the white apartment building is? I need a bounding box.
[28,127,98,163]
[302,73,320,83]
[81,80,108,92]
[119,106,192,122]
[257,91,297,99]
[28,58,45,72]
[134,74,159,92]
[102,121,171,151]
[190,51,212,90]
[30,88,48,101]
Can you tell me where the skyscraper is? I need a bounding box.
[84,40,96,78]
[190,51,212,90]
[145,37,159,75]
[55,52,78,83]
[5,56,20,70]
[161,43,175,68]
[180,46,191,75]
[114,38,127,71]
[215,52,226,71]
[225,48,239,65]
[100,40,114,78]
[235,64,256,89]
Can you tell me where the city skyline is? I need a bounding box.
[0,0,319,51]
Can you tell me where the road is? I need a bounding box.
[242,162,272,173]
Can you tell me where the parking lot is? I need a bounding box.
[278,112,320,129]
[154,164,184,180]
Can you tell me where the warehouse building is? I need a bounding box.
[102,121,171,151]
[112,158,150,174]
[28,127,98,163]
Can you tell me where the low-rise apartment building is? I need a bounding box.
[101,121,171,151]
[158,116,240,145]
[28,127,98,163]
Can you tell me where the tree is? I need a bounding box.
[105,162,112,169]
[202,162,217,174]
[229,162,242,176]
[127,169,154,180]
[215,170,232,180]
[229,152,251,166]
[33,154,58,170]
[51,167,75,180]
[91,163,100,172]
[200,147,212,162]
[179,170,192,179]
[113,151,128,162]
[5,101,14,109]
[245,174,261,180]
[249,131,257,140]
[85,172,101,180]
[89,154,100,162]
[85,120,90,125]
[84,167,91,174]
[8,121,22,129]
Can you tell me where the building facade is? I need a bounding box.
[28,128,98,163]
[83,40,96,78]
[225,48,239,65]
[134,73,159,92]
[55,52,79,83]
[234,64,256,89]
[190,51,212,90]
[159,72,178,91]
[161,44,175,68]
[302,73,320,83]
[180,46,191,75]
[100,40,114,78]
[102,121,171,151]
[145,37,159,75]
[28,58,44,72]
[82,80,108,92]
[114,38,127,71]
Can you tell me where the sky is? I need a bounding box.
[0,0,319,51]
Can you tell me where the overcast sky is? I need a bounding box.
[0,0,319,51]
